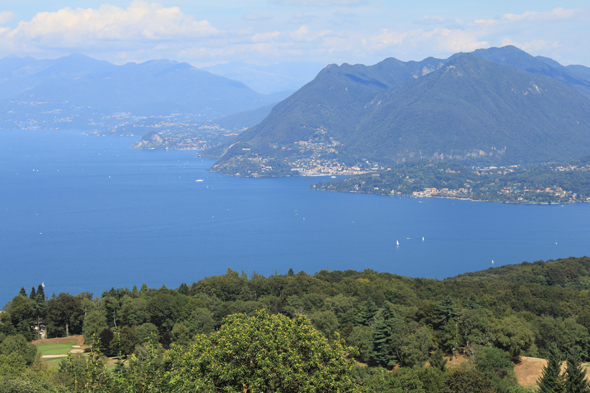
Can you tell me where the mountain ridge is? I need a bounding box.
[206,46,590,177]
[0,53,289,130]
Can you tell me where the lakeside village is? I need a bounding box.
[314,161,590,204]
[410,164,587,202]
[226,136,381,177]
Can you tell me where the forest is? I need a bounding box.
[2,256,590,392]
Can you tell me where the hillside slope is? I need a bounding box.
[349,54,590,163]
[208,49,590,176]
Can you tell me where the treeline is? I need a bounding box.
[453,256,590,289]
[2,257,590,391]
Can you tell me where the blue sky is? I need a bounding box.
[0,0,588,67]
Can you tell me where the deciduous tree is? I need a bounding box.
[163,310,359,392]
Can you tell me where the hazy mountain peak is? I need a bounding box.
[0,53,289,122]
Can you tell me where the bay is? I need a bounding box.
[1,130,589,304]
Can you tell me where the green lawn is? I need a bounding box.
[43,358,67,368]
[36,343,75,356]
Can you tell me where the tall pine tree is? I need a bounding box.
[37,284,45,301]
[354,300,378,326]
[178,283,189,296]
[430,348,448,372]
[537,345,564,393]
[436,295,460,327]
[371,302,398,367]
[565,350,589,393]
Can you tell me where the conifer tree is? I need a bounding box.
[565,350,589,393]
[354,300,378,326]
[436,295,460,327]
[371,302,397,367]
[441,317,460,353]
[29,286,36,299]
[430,348,448,372]
[178,283,189,296]
[36,284,45,301]
[19,287,26,297]
[538,344,564,393]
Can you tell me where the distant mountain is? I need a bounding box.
[466,46,590,100]
[348,54,590,163]
[202,61,325,94]
[206,56,446,157]
[207,46,590,176]
[0,54,289,130]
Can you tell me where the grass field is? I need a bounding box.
[43,357,67,368]
[36,343,75,356]
[33,335,87,368]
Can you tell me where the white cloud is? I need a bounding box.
[0,3,587,68]
[0,11,15,26]
[413,15,445,25]
[367,29,407,50]
[289,26,333,43]
[470,7,582,32]
[501,38,559,52]
[502,7,578,22]
[471,19,498,29]
[0,1,218,50]
[271,0,367,5]
[364,26,487,56]
[426,28,488,53]
[252,31,280,42]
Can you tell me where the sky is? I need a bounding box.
[0,0,588,68]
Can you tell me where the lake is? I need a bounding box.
[1,130,589,304]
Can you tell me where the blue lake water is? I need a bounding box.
[1,130,590,304]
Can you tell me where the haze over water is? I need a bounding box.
[1,130,589,304]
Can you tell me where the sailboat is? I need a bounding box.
[396,240,399,246]
[422,237,424,241]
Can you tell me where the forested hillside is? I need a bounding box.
[2,256,590,391]
[206,46,590,178]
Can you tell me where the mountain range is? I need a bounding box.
[206,46,590,175]
[0,54,288,130]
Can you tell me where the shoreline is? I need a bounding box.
[315,188,589,205]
